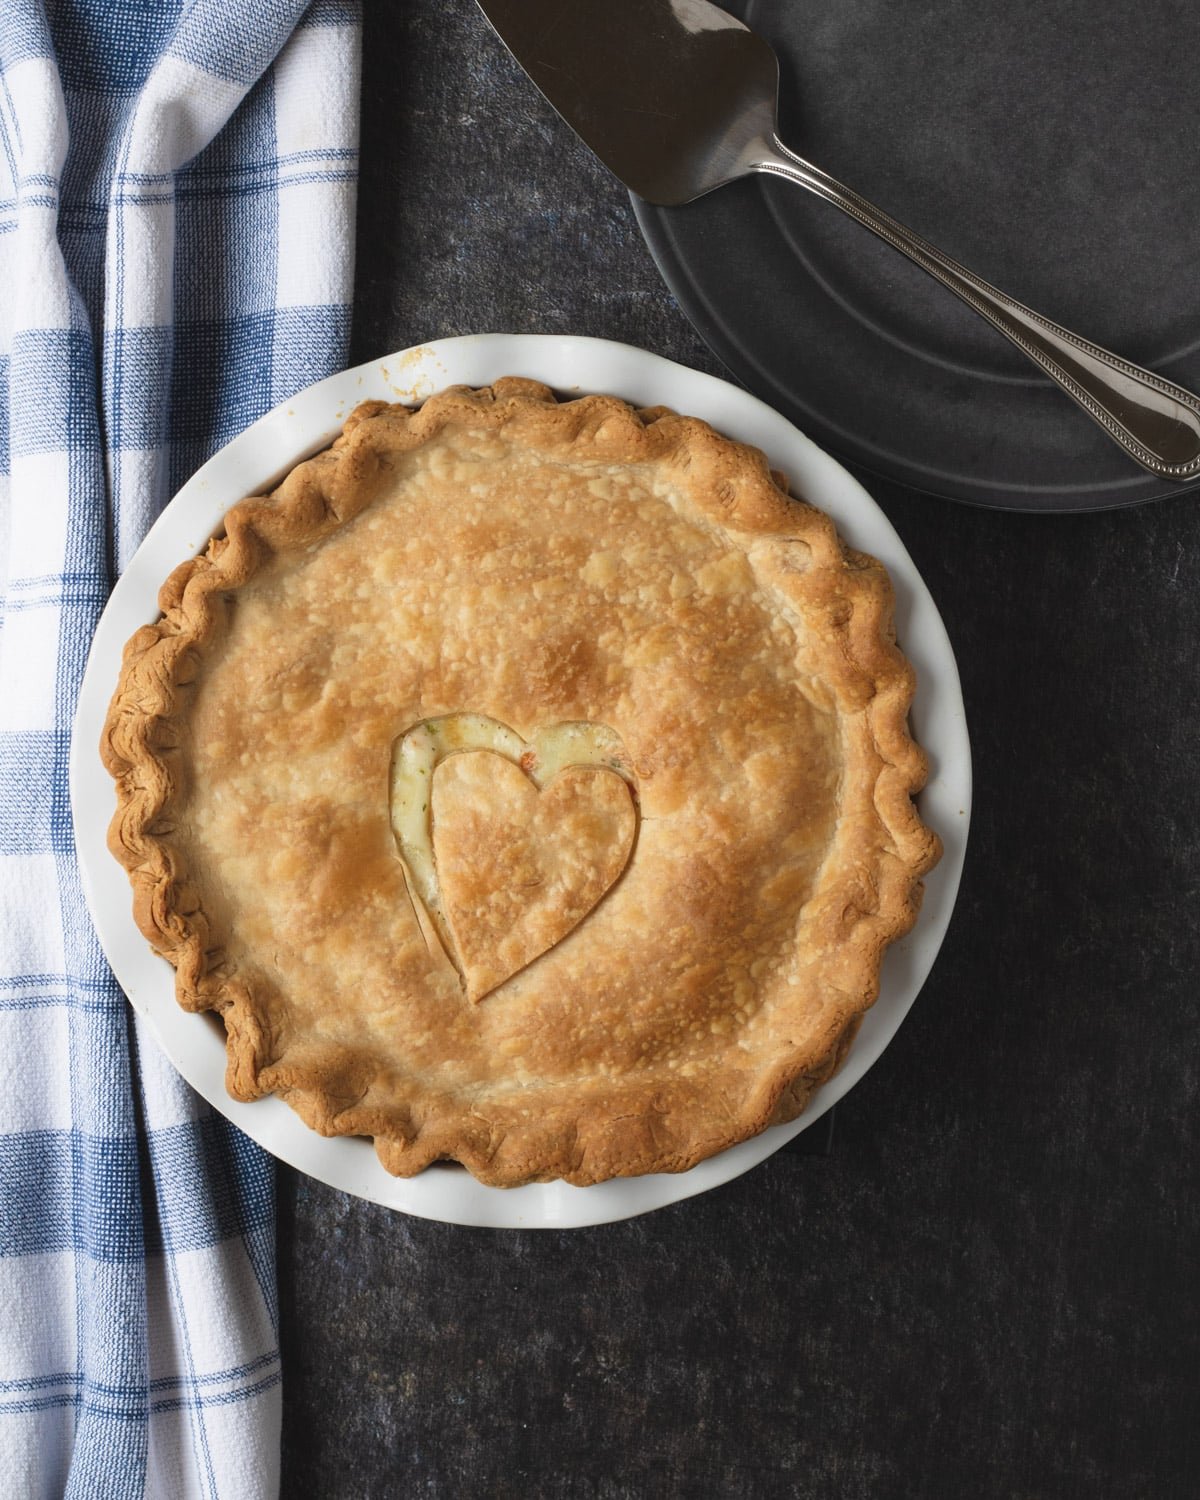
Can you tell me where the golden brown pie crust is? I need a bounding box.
[101,379,941,1187]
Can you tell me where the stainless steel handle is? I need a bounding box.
[758,139,1200,480]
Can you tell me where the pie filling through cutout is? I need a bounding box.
[389,714,638,1000]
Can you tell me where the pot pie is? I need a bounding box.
[102,379,941,1187]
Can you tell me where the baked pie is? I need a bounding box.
[102,379,940,1187]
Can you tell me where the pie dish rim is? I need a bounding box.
[69,333,971,1228]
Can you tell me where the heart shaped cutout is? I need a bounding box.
[390,716,638,1000]
[432,751,635,1001]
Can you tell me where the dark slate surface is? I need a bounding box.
[277,4,1199,1495]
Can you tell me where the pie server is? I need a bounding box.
[476,0,1200,483]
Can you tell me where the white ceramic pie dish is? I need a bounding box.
[70,333,971,1229]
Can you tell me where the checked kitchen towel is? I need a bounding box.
[0,2,360,1496]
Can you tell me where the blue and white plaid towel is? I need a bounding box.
[0,3,360,1495]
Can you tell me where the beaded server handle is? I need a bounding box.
[759,140,1200,481]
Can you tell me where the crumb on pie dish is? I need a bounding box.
[101,378,941,1188]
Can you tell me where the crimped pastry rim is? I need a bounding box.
[101,379,942,1187]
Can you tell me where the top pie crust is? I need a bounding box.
[102,379,941,1187]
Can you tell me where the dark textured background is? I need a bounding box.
[277,4,1199,1495]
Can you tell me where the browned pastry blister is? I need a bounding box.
[102,378,941,1187]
